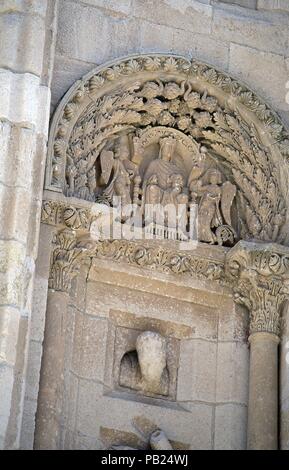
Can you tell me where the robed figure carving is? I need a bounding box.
[189,168,236,244]
[101,134,139,206]
[143,137,185,190]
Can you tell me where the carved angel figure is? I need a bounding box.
[101,135,139,208]
[189,168,236,244]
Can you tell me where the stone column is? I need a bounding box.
[34,229,89,449]
[248,332,280,449]
[0,1,57,449]
[226,241,289,450]
[280,301,289,449]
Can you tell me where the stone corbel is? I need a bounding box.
[225,241,289,450]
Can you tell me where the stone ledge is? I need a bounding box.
[0,11,47,77]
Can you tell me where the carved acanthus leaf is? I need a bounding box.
[226,241,289,336]
[94,239,225,283]
[48,230,92,292]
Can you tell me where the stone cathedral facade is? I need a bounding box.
[1,0,289,451]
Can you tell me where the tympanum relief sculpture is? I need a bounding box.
[65,124,238,245]
[119,331,169,397]
[46,55,289,247]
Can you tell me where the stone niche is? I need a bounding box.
[108,311,181,401]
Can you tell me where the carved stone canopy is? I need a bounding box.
[46,54,289,247]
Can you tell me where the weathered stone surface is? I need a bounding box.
[0,306,21,366]
[76,315,108,381]
[0,70,50,135]
[229,44,289,114]
[258,0,289,12]
[51,54,97,110]
[172,29,229,70]
[19,398,38,450]
[24,340,43,401]
[0,0,48,17]
[219,0,257,8]
[0,185,32,244]
[215,342,249,404]
[56,1,112,64]
[0,12,46,76]
[213,4,288,55]
[75,379,104,436]
[280,305,289,449]
[214,404,247,450]
[80,0,132,15]
[133,0,213,34]
[0,364,14,440]
[177,339,217,402]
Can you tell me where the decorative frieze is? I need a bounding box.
[226,241,289,336]
[94,239,225,282]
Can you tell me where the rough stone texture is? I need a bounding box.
[219,0,257,8]
[257,0,289,12]
[247,333,280,450]
[229,44,289,122]
[214,404,247,450]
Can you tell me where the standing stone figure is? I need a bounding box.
[142,174,163,224]
[190,168,236,244]
[102,134,139,206]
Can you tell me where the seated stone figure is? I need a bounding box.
[119,331,169,396]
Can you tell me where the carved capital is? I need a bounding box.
[48,229,91,292]
[42,199,94,232]
[226,241,289,336]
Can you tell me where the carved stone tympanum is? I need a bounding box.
[46,54,289,247]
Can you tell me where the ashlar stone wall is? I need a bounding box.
[51,0,289,128]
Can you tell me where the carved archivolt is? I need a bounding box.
[46,54,289,246]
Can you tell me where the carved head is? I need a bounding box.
[159,137,176,162]
[148,174,159,185]
[207,169,222,185]
[170,174,183,192]
[136,331,167,385]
